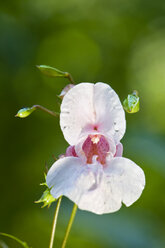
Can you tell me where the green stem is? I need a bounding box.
[33,105,59,118]
[65,73,75,84]
[61,204,78,248]
[49,196,62,248]
[0,232,30,248]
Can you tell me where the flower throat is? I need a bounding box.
[82,135,109,165]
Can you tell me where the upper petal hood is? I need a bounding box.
[94,83,126,143]
[60,82,126,145]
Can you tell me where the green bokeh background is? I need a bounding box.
[1,0,165,247]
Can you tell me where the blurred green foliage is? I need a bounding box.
[0,0,165,247]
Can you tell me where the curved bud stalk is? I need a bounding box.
[123,90,140,113]
[36,65,75,84]
[0,233,31,248]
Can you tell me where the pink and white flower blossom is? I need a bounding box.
[46,83,145,214]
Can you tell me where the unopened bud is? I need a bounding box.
[123,90,140,113]
[15,107,35,118]
[36,65,68,78]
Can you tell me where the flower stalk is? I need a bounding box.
[61,204,78,248]
[64,72,75,85]
[49,196,62,248]
[33,105,59,117]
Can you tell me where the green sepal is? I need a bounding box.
[123,90,140,113]
[40,173,47,186]
[35,174,56,208]
[15,107,36,118]
[36,65,68,78]
[35,188,56,208]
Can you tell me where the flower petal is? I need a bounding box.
[76,157,145,214]
[60,83,95,145]
[104,157,145,207]
[46,156,145,215]
[94,83,126,143]
[46,156,121,214]
[115,143,123,157]
[46,157,97,201]
[46,157,121,214]
[65,145,78,157]
[60,82,126,145]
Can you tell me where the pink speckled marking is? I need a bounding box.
[82,135,109,165]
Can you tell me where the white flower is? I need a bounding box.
[46,83,145,214]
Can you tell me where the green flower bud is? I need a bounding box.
[35,188,56,208]
[15,107,35,118]
[123,90,140,113]
[36,65,68,78]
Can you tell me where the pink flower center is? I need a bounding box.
[82,134,110,165]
